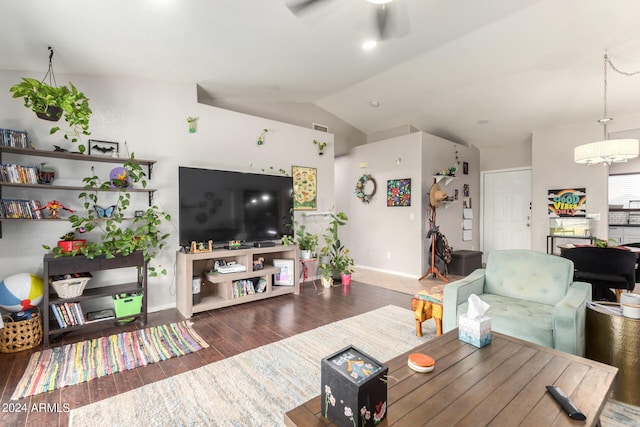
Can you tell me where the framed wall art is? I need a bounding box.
[273,259,295,286]
[292,166,317,211]
[88,140,119,157]
[386,178,411,207]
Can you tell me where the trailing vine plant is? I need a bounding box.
[43,155,171,276]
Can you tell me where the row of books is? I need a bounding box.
[50,302,115,329]
[0,163,40,184]
[0,128,31,148]
[232,278,267,298]
[0,199,44,219]
[50,302,86,328]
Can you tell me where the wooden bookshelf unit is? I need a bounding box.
[176,244,299,318]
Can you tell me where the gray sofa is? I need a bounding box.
[442,249,591,356]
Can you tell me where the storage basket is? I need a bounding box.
[50,274,91,298]
[0,309,43,353]
[113,293,143,320]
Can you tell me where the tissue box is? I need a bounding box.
[321,345,388,427]
[458,313,492,348]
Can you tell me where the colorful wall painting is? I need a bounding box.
[548,188,587,217]
[387,178,411,207]
[292,166,317,211]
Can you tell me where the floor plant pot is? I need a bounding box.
[321,276,333,288]
[341,273,352,286]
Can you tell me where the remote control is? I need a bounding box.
[546,385,586,421]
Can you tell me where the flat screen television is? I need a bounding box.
[178,167,294,247]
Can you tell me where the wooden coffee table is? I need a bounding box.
[284,330,617,426]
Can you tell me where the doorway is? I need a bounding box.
[481,168,532,262]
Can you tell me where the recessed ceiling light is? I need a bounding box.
[477,119,490,125]
[369,101,380,107]
[367,0,394,4]
[362,40,378,50]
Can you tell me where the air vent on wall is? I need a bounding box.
[313,123,329,133]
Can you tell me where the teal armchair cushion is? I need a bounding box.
[442,249,591,356]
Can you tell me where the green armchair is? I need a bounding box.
[442,249,591,356]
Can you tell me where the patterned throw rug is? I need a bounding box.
[12,321,209,400]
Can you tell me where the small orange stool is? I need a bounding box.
[411,285,445,337]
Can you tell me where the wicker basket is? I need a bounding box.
[0,310,43,353]
[51,276,91,298]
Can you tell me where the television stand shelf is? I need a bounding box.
[175,244,299,318]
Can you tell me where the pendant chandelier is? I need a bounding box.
[574,52,640,166]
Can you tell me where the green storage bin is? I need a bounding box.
[112,293,142,321]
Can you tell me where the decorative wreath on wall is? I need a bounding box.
[355,174,377,203]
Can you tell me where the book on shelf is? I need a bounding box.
[50,302,87,328]
[0,163,39,184]
[0,128,31,148]
[0,199,43,219]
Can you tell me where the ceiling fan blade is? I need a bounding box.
[286,0,330,15]
[376,5,392,40]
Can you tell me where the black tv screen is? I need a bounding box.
[178,167,293,246]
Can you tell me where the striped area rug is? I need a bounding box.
[11,321,209,400]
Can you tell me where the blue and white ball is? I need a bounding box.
[0,273,44,312]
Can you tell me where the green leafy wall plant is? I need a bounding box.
[43,155,171,276]
[10,78,92,151]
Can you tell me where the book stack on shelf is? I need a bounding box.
[50,302,116,328]
[0,199,43,219]
[0,163,41,184]
[231,278,267,298]
[50,302,85,328]
[0,128,31,148]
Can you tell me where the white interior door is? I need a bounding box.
[482,169,532,262]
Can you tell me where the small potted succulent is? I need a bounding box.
[313,139,327,155]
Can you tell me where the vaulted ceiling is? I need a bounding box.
[2,0,640,148]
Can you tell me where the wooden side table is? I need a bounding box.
[586,302,640,406]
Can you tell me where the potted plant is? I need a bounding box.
[333,251,354,285]
[56,231,86,254]
[295,224,318,259]
[319,263,333,288]
[10,78,92,152]
[42,155,171,276]
[313,139,327,155]
[320,211,349,279]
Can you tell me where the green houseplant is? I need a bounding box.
[10,78,92,151]
[295,224,318,259]
[319,211,350,278]
[42,155,171,276]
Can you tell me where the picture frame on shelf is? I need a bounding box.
[88,139,119,157]
[273,258,295,286]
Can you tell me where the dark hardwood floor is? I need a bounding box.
[0,281,411,426]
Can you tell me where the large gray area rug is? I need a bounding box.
[69,305,639,426]
[70,305,431,426]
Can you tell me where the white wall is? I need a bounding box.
[336,132,480,278]
[0,69,334,312]
[530,113,640,252]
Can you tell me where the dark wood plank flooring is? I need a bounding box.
[0,281,411,426]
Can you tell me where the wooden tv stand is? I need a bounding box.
[176,244,299,318]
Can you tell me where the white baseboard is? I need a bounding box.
[354,264,420,280]
[148,302,176,313]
